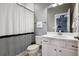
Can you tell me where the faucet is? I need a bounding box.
[58,30,62,35]
[74,36,79,40]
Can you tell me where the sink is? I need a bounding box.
[42,32,78,40]
[42,34,74,40]
[53,35,73,39]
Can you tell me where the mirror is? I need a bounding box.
[47,3,76,33]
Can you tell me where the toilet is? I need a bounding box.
[27,36,42,56]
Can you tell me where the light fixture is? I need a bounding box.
[52,3,58,7]
[58,3,63,5]
[47,3,64,8]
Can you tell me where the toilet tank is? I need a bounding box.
[35,36,43,45]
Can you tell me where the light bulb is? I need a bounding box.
[58,3,63,5]
[52,4,57,7]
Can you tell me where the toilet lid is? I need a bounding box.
[27,44,40,51]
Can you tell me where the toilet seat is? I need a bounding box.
[27,44,40,51]
[27,44,40,56]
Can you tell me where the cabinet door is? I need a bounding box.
[42,44,49,56]
[0,38,8,56]
[42,44,57,56]
[42,39,57,56]
[42,38,49,56]
[48,45,57,56]
[57,48,77,56]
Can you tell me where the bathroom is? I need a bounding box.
[0,3,79,56]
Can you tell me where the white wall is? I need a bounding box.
[18,3,34,12]
[34,3,51,35]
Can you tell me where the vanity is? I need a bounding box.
[39,3,79,56]
[36,32,78,56]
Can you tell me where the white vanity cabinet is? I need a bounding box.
[42,37,78,56]
[57,48,77,56]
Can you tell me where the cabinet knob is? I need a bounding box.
[59,50,62,52]
[72,45,78,48]
[74,36,79,40]
[54,49,56,51]
[43,40,48,42]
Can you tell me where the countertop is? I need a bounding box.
[36,32,79,41]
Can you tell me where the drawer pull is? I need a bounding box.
[59,50,62,52]
[43,40,48,42]
[72,45,78,48]
[54,49,56,51]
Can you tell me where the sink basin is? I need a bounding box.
[53,35,73,39]
[42,32,78,41]
[42,34,74,40]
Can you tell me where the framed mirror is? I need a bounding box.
[47,3,77,33]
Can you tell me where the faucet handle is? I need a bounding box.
[74,36,79,40]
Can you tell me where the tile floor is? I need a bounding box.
[17,48,42,56]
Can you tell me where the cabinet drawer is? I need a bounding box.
[51,39,66,48]
[57,48,77,56]
[66,40,78,50]
[42,38,51,45]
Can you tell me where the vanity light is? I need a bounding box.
[48,3,63,8]
[58,3,63,5]
[52,4,58,7]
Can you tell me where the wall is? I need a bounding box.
[47,4,73,32]
[34,3,51,35]
[78,4,79,33]
[18,3,34,12]
[71,3,79,33]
